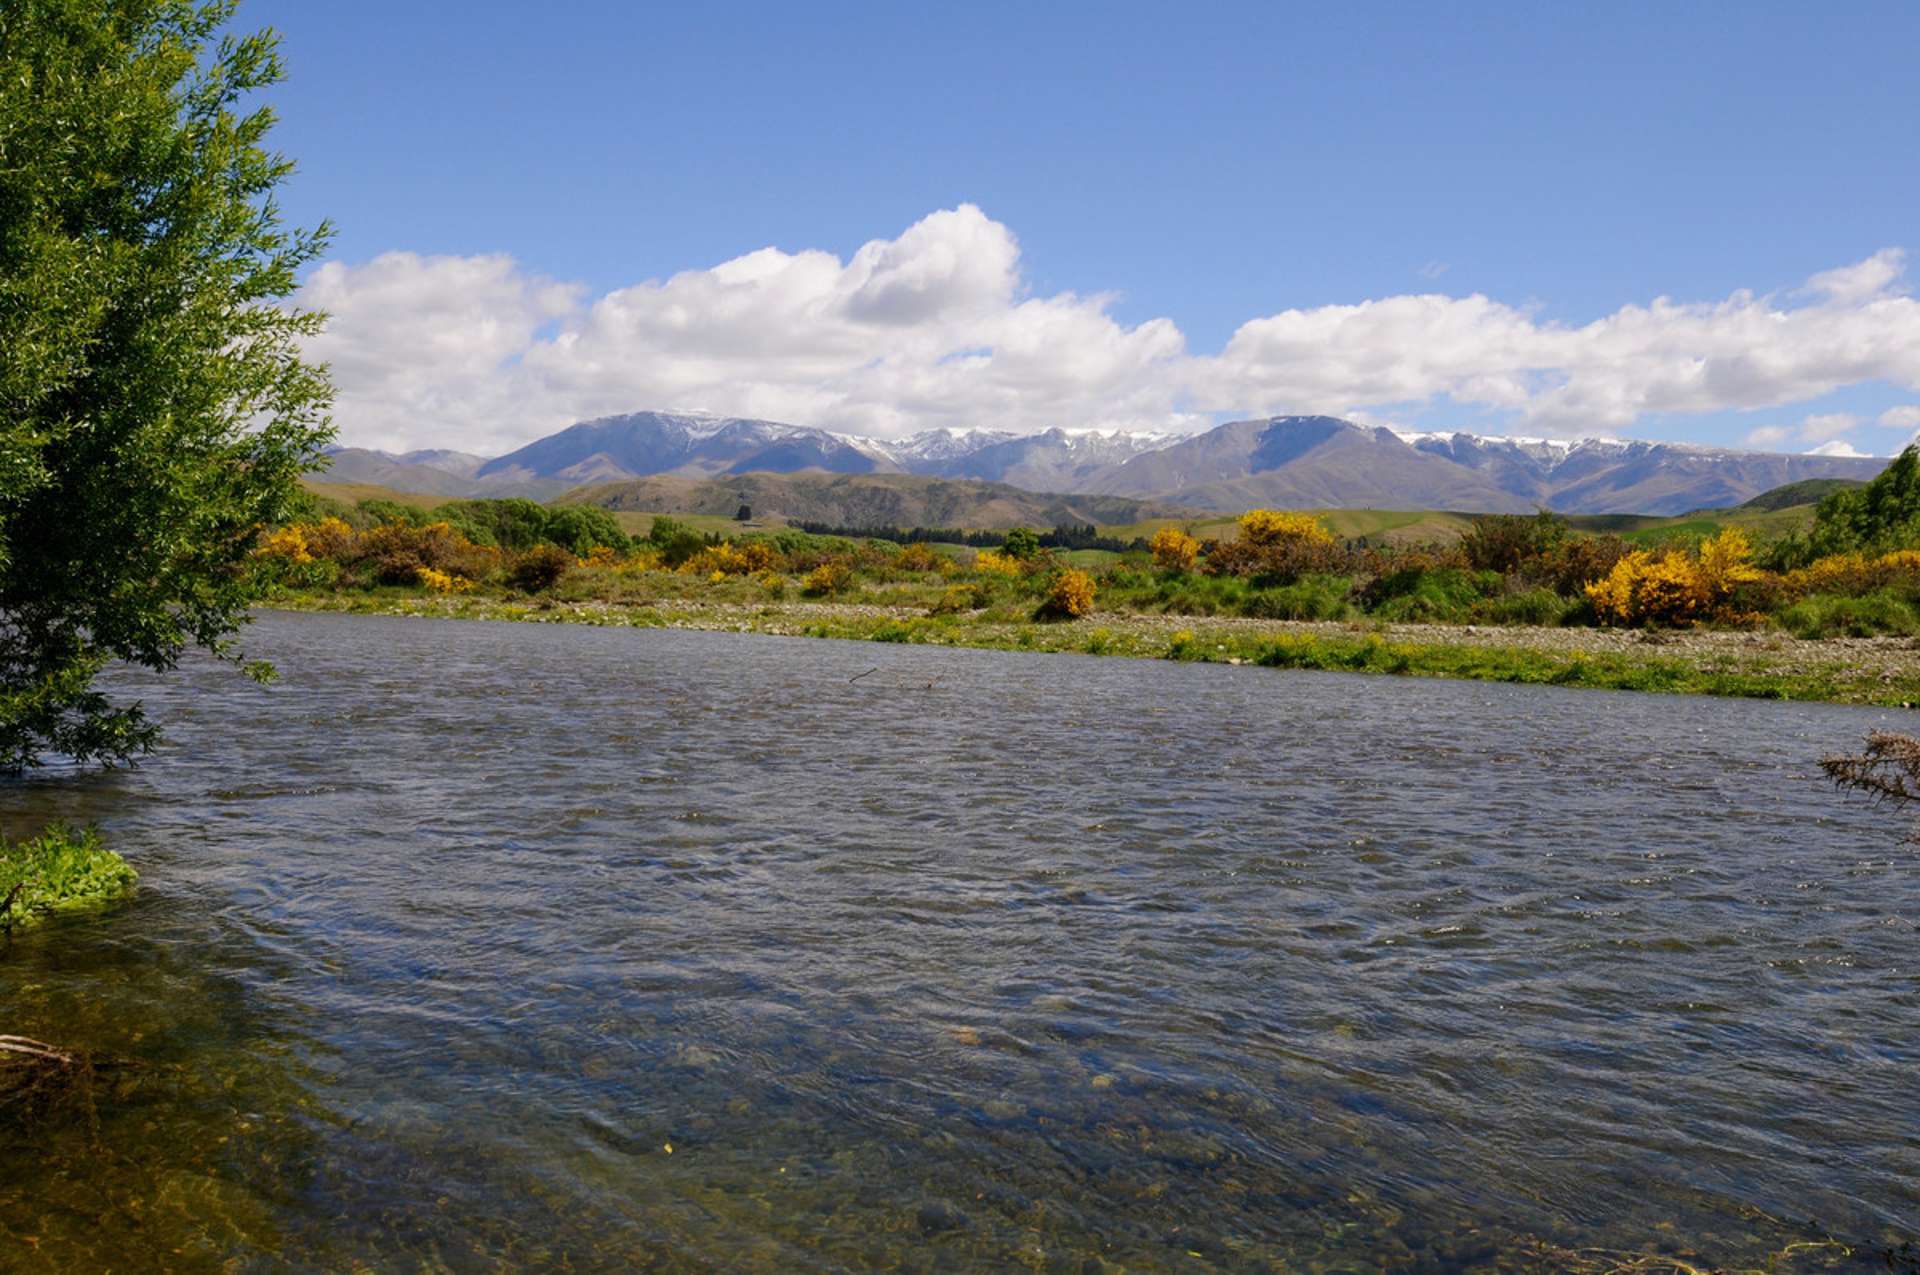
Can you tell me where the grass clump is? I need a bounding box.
[1241,573,1356,621]
[1777,591,1920,639]
[1362,567,1498,623]
[1472,586,1573,627]
[1,826,137,931]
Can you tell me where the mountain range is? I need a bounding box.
[318,411,1889,516]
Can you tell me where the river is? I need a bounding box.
[2,610,1914,1271]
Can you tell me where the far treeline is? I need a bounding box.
[264,447,1920,640]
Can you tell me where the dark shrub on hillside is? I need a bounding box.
[507,544,573,593]
[1537,534,1634,596]
[1460,511,1570,575]
[354,522,495,586]
[1204,536,1349,585]
[646,516,710,567]
[1360,566,1499,623]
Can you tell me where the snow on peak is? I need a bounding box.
[1807,439,1867,458]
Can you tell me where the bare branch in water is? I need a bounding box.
[1821,731,1920,806]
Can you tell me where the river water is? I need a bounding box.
[2,610,1915,1271]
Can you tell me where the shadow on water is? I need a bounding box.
[0,611,1915,1271]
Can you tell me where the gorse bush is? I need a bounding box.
[973,549,1024,577]
[928,584,986,615]
[1203,509,1347,585]
[506,544,573,593]
[357,521,498,587]
[1586,529,1761,627]
[1149,526,1200,571]
[1238,509,1334,547]
[894,542,947,572]
[1040,569,1096,619]
[802,562,852,596]
[415,566,474,594]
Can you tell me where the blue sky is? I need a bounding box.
[253,1,1920,455]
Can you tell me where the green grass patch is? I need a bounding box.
[1240,574,1357,621]
[1471,587,1572,627]
[1778,591,1920,639]
[1,826,137,930]
[1244,633,1809,699]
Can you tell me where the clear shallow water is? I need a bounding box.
[2,610,1916,1272]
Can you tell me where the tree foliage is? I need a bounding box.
[0,0,332,769]
[1808,445,1920,557]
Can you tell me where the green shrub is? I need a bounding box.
[1778,592,1920,639]
[1149,574,1250,616]
[647,516,711,567]
[1460,511,1570,574]
[1002,527,1041,559]
[1,825,136,929]
[1362,567,1498,623]
[1471,587,1570,627]
[357,498,430,528]
[1241,574,1356,621]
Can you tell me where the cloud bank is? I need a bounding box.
[296,205,1920,455]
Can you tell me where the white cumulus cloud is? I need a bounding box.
[294,207,1920,455]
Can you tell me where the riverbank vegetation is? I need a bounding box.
[0,826,136,932]
[259,449,1920,707]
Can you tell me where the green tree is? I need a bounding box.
[0,0,332,770]
[1809,445,1920,556]
[646,515,707,566]
[541,505,629,556]
[1001,526,1040,559]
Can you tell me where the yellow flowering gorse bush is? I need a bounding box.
[1149,526,1200,571]
[255,524,313,563]
[1586,529,1760,626]
[973,549,1024,577]
[1044,569,1096,618]
[415,566,475,594]
[1238,509,1334,547]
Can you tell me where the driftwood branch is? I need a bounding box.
[0,1036,76,1063]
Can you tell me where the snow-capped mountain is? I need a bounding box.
[319,410,1889,515]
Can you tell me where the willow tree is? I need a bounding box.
[0,0,332,770]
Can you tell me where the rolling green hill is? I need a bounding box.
[1738,477,1864,512]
